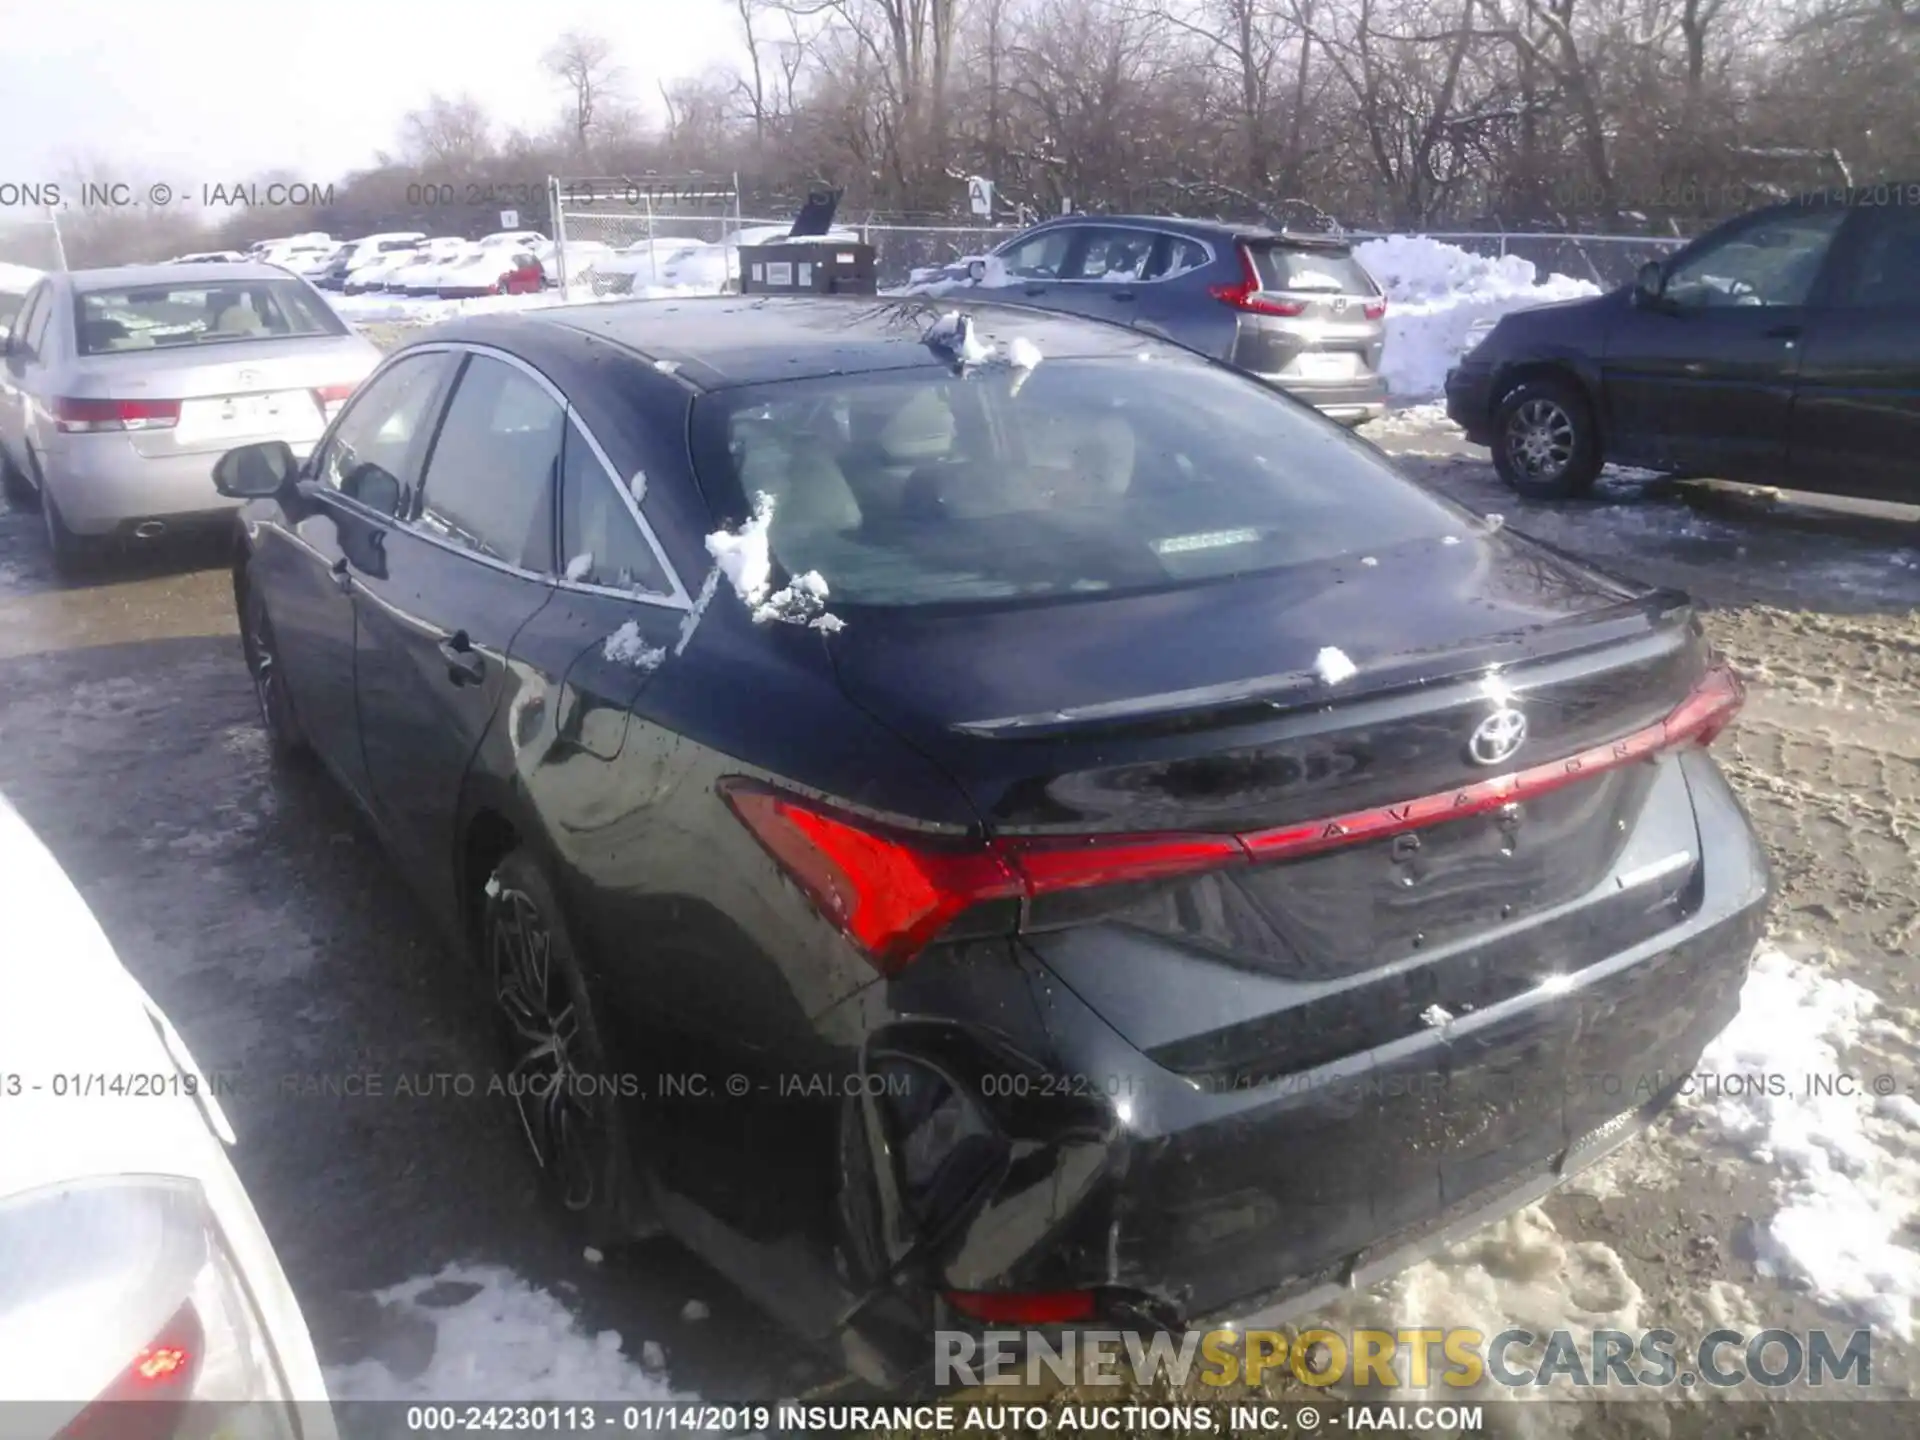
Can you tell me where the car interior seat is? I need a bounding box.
[210,291,266,335]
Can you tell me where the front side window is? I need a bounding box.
[416,355,562,571]
[316,351,455,515]
[72,278,345,355]
[692,354,1460,608]
[1663,208,1848,309]
[994,229,1074,281]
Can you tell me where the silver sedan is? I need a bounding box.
[0,262,380,570]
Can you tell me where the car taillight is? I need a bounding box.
[721,663,1745,972]
[1208,245,1307,318]
[946,1289,1098,1325]
[1364,298,1387,320]
[52,397,181,433]
[312,383,356,418]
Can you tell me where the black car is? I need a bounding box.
[948,216,1389,424]
[1448,184,1920,501]
[213,297,1768,1384]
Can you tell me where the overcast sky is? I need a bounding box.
[1,0,746,188]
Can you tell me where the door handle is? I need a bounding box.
[330,556,351,593]
[1110,291,1137,303]
[1764,325,1802,340]
[1023,285,1048,297]
[439,632,485,686]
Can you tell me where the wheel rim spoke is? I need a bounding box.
[488,885,601,1209]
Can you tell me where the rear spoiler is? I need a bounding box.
[1232,228,1354,252]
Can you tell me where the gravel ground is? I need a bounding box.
[1,392,1916,1436]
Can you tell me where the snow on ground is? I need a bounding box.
[1353,235,1600,400]
[1685,946,1920,1339]
[324,1264,689,1403]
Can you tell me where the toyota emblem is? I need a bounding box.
[1469,707,1528,766]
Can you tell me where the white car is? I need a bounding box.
[0,261,43,340]
[396,244,485,296]
[0,793,336,1434]
[590,237,705,290]
[346,239,466,295]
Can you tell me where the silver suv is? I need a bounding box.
[958,216,1388,424]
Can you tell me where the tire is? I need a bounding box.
[40,481,94,576]
[1490,377,1604,499]
[0,445,33,508]
[239,582,311,764]
[482,848,652,1247]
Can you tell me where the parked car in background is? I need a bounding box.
[541,239,614,288]
[937,216,1388,424]
[170,250,251,265]
[210,295,1764,1385]
[256,237,337,273]
[0,262,42,344]
[436,249,545,299]
[1447,184,1920,502]
[593,237,706,293]
[0,262,380,570]
[318,232,427,291]
[346,238,468,295]
[0,791,336,1432]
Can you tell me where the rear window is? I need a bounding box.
[73,279,344,355]
[1248,245,1378,295]
[691,354,1457,608]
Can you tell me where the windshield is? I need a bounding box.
[74,279,345,355]
[690,355,1457,608]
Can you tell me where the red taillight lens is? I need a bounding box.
[1208,245,1307,317]
[946,1289,1097,1325]
[723,663,1746,971]
[55,1303,202,1440]
[1663,660,1744,746]
[52,397,181,433]
[1364,298,1387,320]
[720,783,1022,975]
[313,383,356,405]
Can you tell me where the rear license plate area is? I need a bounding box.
[1292,351,1358,381]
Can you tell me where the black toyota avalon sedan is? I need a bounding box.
[213,296,1770,1386]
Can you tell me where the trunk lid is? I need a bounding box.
[66,335,377,456]
[830,528,1713,1056]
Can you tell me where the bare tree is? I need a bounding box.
[544,32,627,161]
[398,93,495,169]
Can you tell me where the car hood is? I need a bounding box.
[0,795,226,1201]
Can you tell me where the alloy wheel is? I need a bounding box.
[489,886,601,1210]
[1504,397,1577,482]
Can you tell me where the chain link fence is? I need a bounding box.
[549,177,746,296]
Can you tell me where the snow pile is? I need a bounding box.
[753,569,844,632]
[324,1264,688,1403]
[1354,235,1600,399]
[704,493,776,607]
[602,622,666,670]
[1314,646,1358,685]
[1687,947,1920,1339]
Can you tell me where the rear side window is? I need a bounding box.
[73,279,344,355]
[1248,245,1378,295]
[1069,228,1157,281]
[1837,209,1920,308]
[692,356,1459,608]
[417,355,562,571]
[1148,236,1211,280]
[558,419,672,595]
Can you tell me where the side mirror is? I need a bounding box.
[212,440,296,499]
[1633,260,1668,310]
[967,258,987,284]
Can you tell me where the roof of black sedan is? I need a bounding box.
[426,295,1164,390]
